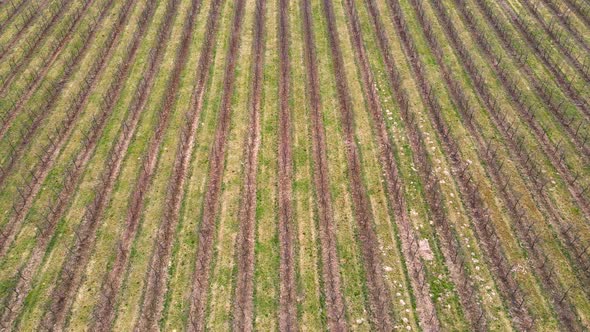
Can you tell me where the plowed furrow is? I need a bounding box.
[90,0,203,330]
[300,0,346,329]
[321,0,394,329]
[232,0,264,330]
[132,1,225,330]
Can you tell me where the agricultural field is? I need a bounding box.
[0,0,589,330]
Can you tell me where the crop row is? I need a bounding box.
[0,0,588,329]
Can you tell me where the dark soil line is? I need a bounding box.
[363,0,487,329]
[299,0,346,329]
[36,0,179,329]
[0,0,147,329]
[453,0,590,225]
[343,0,441,330]
[90,0,203,330]
[539,0,590,54]
[183,1,245,331]
[510,0,590,117]
[131,1,225,331]
[321,0,395,329]
[0,0,113,141]
[472,0,590,162]
[0,0,79,97]
[0,0,139,258]
[384,0,534,329]
[0,0,30,35]
[0,0,49,61]
[413,1,583,329]
[431,0,590,293]
[231,0,264,330]
[276,0,298,330]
